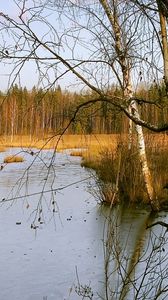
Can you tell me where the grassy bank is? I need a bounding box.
[80,134,168,208]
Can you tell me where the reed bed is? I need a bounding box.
[81,133,168,208]
[0,146,6,152]
[0,134,119,150]
[70,150,87,157]
[4,155,24,163]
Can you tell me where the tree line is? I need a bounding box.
[0,83,167,139]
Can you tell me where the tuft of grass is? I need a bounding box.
[70,150,86,157]
[4,155,24,163]
[0,146,6,152]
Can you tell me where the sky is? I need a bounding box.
[0,0,16,15]
[0,0,82,92]
[0,1,163,93]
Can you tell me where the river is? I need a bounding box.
[0,148,167,300]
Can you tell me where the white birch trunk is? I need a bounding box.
[130,100,159,211]
[123,63,159,210]
[100,0,159,210]
[125,74,159,210]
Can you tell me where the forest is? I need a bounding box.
[1,83,168,138]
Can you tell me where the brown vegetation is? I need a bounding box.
[0,134,118,151]
[0,146,6,152]
[70,150,86,157]
[81,133,168,208]
[4,155,24,163]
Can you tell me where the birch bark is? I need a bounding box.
[130,100,160,211]
[125,71,159,211]
[100,0,159,210]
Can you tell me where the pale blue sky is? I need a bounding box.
[0,0,16,14]
[0,1,163,93]
[0,0,83,92]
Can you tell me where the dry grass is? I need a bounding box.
[0,134,119,150]
[81,133,168,208]
[4,155,24,163]
[0,133,167,151]
[0,146,6,152]
[70,150,86,157]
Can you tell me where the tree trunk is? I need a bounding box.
[157,2,168,92]
[125,70,159,210]
[130,100,160,211]
[100,0,159,210]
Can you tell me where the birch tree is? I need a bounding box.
[0,0,167,209]
[99,0,159,210]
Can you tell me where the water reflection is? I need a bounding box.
[101,205,168,300]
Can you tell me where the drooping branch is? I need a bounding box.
[146,221,168,230]
[57,96,168,133]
